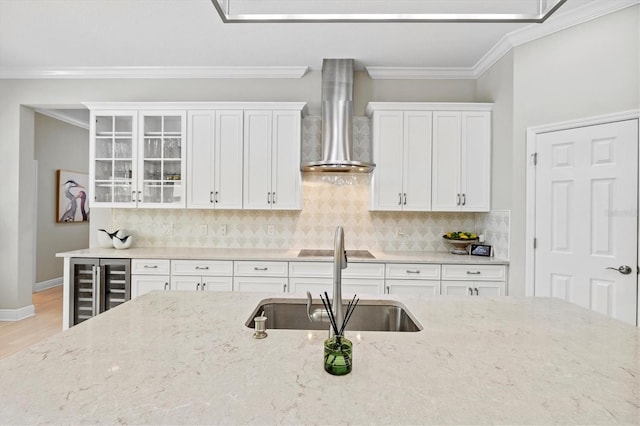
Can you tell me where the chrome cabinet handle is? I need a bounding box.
[272,192,276,204]
[132,191,137,202]
[386,285,390,294]
[283,283,287,292]
[210,191,214,203]
[196,283,201,291]
[474,288,479,296]
[195,266,209,270]
[462,193,466,206]
[202,283,207,291]
[164,282,169,290]
[406,270,421,274]
[606,265,633,275]
[254,267,268,271]
[457,193,461,206]
[398,193,402,205]
[468,287,473,296]
[466,271,481,275]
[138,191,142,203]
[403,193,407,205]
[215,191,219,203]
[267,192,271,204]
[143,265,158,269]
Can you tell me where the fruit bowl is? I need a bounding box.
[443,232,478,255]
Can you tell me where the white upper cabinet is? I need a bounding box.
[90,110,138,208]
[432,110,491,212]
[87,102,305,211]
[138,110,187,208]
[243,109,302,210]
[370,110,432,211]
[187,110,243,209]
[89,107,187,209]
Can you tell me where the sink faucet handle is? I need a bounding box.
[306,291,314,322]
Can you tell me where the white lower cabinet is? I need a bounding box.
[384,263,441,296]
[131,259,171,298]
[288,262,384,295]
[441,281,504,296]
[441,264,507,296]
[170,260,233,291]
[234,261,289,292]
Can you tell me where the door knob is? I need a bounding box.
[605,265,633,275]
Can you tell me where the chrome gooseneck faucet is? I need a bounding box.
[332,226,348,336]
[305,226,349,334]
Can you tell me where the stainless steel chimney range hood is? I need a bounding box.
[301,59,375,173]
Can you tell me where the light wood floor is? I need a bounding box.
[0,286,63,359]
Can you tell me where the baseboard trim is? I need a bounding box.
[34,277,63,292]
[0,305,35,322]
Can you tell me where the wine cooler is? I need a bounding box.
[69,258,131,326]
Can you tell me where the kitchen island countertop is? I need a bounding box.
[56,247,509,264]
[1,292,637,425]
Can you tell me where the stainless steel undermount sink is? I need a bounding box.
[297,249,375,259]
[246,298,422,332]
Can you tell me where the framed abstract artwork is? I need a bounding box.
[56,169,89,223]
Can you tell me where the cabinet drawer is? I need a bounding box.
[385,263,440,280]
[289,262,384,279]
[441,264,506,281]
[132,259,170,275]
[234,261,288,277]
[386,279,440,296]
[171,260,233,276]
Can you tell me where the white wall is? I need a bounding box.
[34,113,89,285]
[507,5,639,295]
[0,74,476,311]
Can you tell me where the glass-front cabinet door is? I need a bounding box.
[138,111,186,208]
[90,111,138,207]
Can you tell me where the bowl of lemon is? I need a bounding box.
[443,232,478,254]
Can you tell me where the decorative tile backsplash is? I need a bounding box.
[112,174,510,259]
[111,116,509,259]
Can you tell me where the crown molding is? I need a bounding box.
[473,0,639,77]
[0,66,310,79]
[367,0,639,80]
[34,108,90,130]
[365,67,476,80]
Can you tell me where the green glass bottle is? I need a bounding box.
[323,336,352,376]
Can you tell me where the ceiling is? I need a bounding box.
[0,0,619,76]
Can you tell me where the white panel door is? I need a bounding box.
[271,110,301,210]
[534,120,638,325]
[215,110,244,209]
[371,110,404,210]
[432,112,461,211]
[243,110,272,209]
[403,111,432,211]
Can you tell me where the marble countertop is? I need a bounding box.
[56,247,509,265]
[1,292,638,425]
